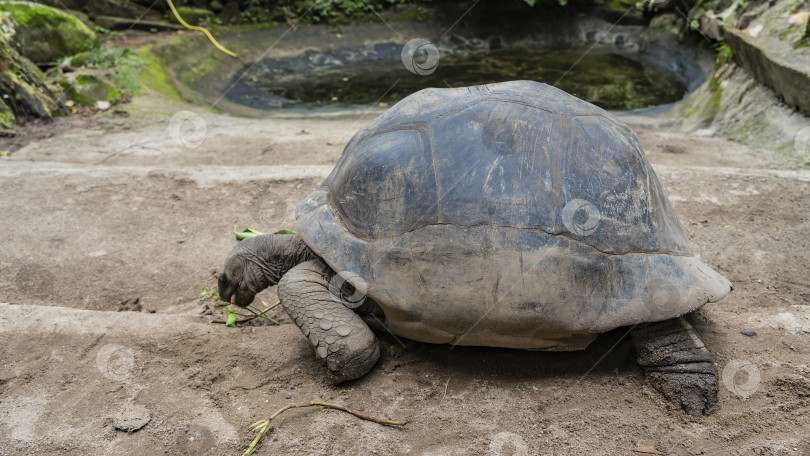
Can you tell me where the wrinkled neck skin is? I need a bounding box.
[245,234,319,286]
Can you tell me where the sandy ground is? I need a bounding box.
[1,92,810,456]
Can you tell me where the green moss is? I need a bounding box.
[709,76,720,92]
[0,10,62,124]
[713,42,733,69]
[179,51,223,86]
[779,28,796,41]
[0,99,15,128]
[602,0,637,13]
[135,45,183,102]
[0,1,98,62]
[396,6,431,21]
[708,78,723,114]
[15,77,53,116]
[81,46,144,93]
[68,51,94,66]
[166,6,213,26]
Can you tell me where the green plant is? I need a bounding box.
[93,25,120,36]
[200,287,281,327]
[713,41,733,70]
[234,228,297,240]
[715,41,733,60]
[82,46,144,93]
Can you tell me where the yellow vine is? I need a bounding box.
[165,0,236,57]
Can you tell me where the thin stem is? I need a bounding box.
[241,401,405,455]
[237,305,280,325]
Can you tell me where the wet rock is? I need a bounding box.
[449,34,486,51]
[0,1,98,63]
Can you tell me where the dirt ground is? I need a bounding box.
[1,88,810,456]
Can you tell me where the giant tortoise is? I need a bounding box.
[218,80,731,416]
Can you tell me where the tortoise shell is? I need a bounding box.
[296,81,730,350]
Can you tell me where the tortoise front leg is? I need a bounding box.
[631,317,719,416]
[278,259,380,383]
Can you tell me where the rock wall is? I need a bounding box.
[673,0,810,164]
[0,11,62,129]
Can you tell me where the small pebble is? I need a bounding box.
[741,330,757,337]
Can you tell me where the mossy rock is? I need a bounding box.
[0,11,62,127]
[0,98,15,128]
[599,0,645,25]
[68,50,95,67]
[0,1,99,63]
[166,6,213,26]
[648,12,682,35]
[58,71,121,107]
[93,15,183,31]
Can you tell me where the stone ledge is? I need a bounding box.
[724,28,810,115]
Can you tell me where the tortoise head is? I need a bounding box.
[218,236,269,307]
[217,234,318,307]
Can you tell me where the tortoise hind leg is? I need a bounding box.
[631,317,719,416]
[278,259,380,383]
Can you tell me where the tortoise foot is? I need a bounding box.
[278,260,380,383]
[631,317,719,416]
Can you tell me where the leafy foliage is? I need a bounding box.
[278,0,430,23]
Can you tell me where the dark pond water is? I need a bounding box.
[224,45,689,111]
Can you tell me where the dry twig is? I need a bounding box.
[243,401,405,455]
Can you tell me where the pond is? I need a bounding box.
[222,44,690,112]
